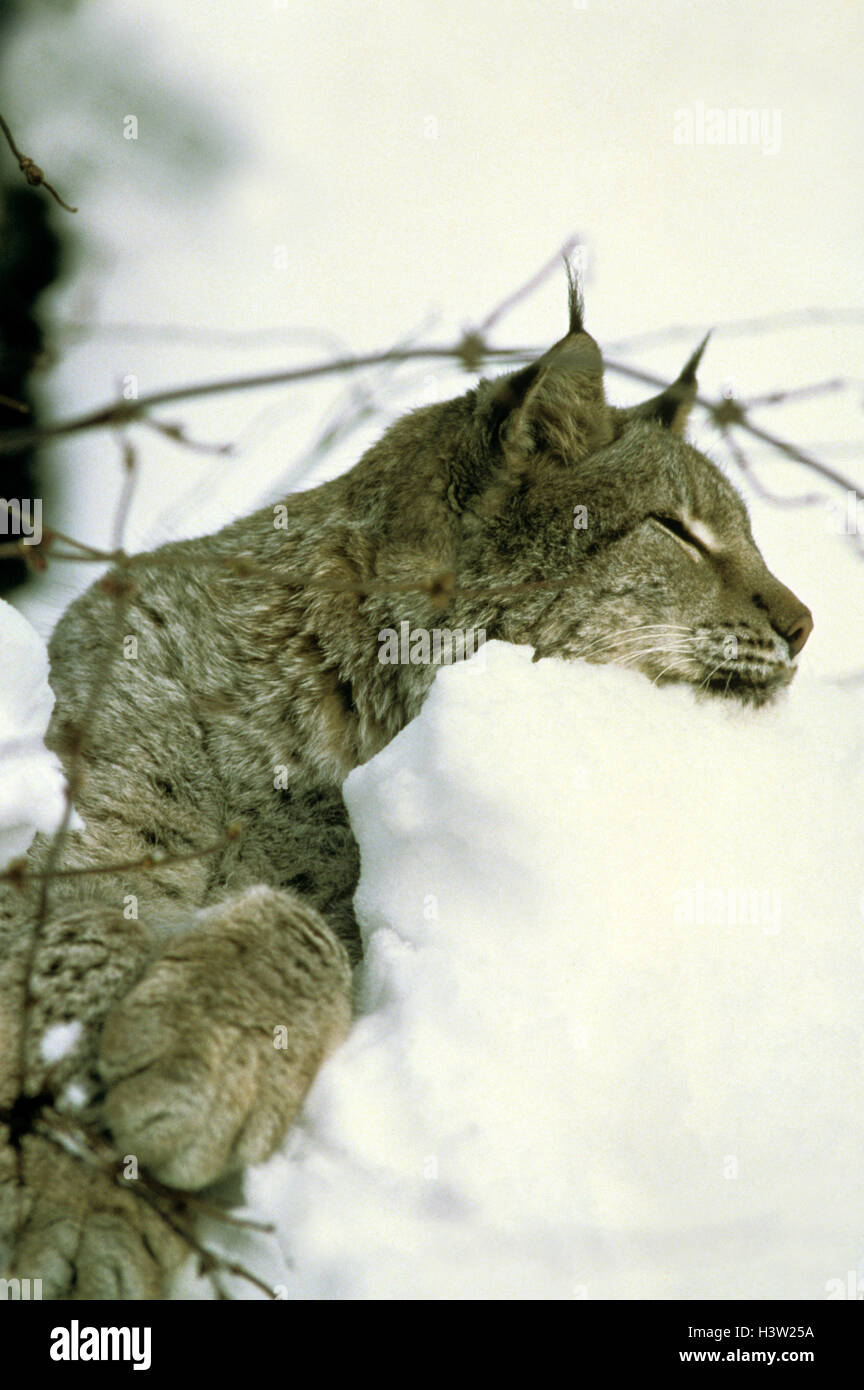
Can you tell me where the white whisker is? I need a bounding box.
[615,643,692,670]
[572,626,693,664]
[652,657,690,687]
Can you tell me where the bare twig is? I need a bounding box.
[0,345,523,457]
[605,307,864,352]
[35,1111,277,1299]
[143,418,235,456]
[743,378,851,409]
[0,338,856,509]
[603,356,864,501]
[0,111,77,213]
[719,426,823,508]
[0,823,244,888]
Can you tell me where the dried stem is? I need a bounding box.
[0,111,77,213]
[35,1111,277,1299]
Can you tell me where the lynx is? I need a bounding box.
[0,278,812,1298]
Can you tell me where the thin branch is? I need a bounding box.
[727,414,861,496]
[602,355,864,500]
[743,378,851,409]
[605,307,864,353]
[0,824,244,889]
[143,418,235,456]
[55,320,352,354]
[719,426,823,508]
[33,1111,276,1298]
[0,344,524,457]
[0,341,857,508]
[55,307,864,354]
[0,111,77,213]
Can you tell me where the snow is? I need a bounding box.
[0,600,70,870]
[8,573,864,1304]
[11,521,862,1303]
[39,1020,84,1065]
[58,1082,89,1112]
[203,641,864,1301]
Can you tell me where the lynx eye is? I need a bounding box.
[650,514,707,559]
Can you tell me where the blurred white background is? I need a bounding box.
[2,0,862,676]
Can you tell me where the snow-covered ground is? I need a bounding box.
[8,600,864,1299]
[170,641,864,1301]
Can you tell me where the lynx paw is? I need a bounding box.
[100,1002,286,1191]
[98,887,351,1190]
[1,1132,185,1299]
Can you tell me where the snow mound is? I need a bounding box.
[0,599,68,868]
[240,640,864,1300]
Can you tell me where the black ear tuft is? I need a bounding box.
[477,264,608,469]
[565,255,585,335]
[623,332,710,435]
[677,331,711,386]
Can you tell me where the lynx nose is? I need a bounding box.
[751,566,813,660]
[783,608,813,659]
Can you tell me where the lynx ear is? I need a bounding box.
[486,335,607,454]
[623,333,710,435]
[491,332,605,436]
[484,260,610,463]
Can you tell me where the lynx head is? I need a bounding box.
[441,272,813,705]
